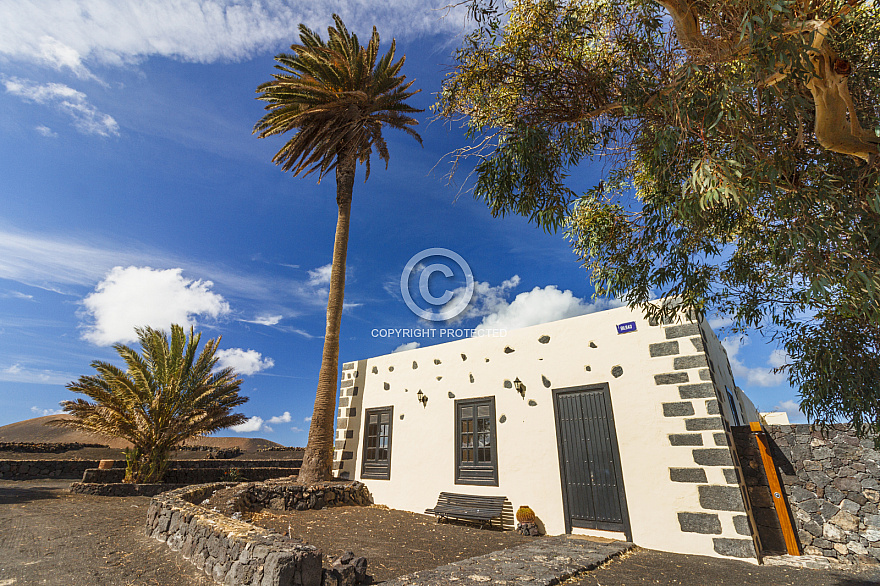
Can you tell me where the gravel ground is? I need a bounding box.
[244,505,534,582]
[0,479,213,586]
[3,478,880,586]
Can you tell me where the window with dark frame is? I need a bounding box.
[361,406,393,480]
[725,387,742,426]
[455,397,498,486]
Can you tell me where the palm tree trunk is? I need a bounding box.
[299,152,356,485]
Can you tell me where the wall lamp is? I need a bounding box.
[513,378,526,398]
[417,389,428,407]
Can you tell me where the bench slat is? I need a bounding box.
[424,492,507,528]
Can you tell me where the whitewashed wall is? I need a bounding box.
[333,306,760,561]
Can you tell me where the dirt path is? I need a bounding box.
[0,479,211,586]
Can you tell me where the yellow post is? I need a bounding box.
[750,421,800,555]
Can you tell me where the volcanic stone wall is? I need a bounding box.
[146,483,323,586]
[768,424,880,565]
[0,460,99,479]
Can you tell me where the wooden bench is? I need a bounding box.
[424,492,507,529]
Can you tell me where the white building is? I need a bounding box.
[332,305,764,561]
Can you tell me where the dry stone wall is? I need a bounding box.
[0,460,99,479]
[146,483,323,586]
[769,424,880,566]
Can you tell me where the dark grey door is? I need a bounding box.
[553,384,630,537]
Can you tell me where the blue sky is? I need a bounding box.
[0,1,803,446]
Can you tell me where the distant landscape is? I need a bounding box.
[0,414,288,455]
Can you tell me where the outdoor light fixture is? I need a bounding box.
[417,389,428,407]
[513,378,526,398]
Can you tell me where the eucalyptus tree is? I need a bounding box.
[439,0,880,437]
[51,325,248,483]
[255,15,422,484]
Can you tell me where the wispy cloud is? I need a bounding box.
[31,405,65,416]
[4,77,119,136]
[722,336,787,387]
[215,347,274,375]
[393,341,420,353]
[243,314,283,326]
[80,266,231,345]
[772,399,807,424]
[35,125,58,138]
[0,1,464,73]
[0,363,74,385]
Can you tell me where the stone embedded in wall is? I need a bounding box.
[461,354,467,361]
[388,366,394,372]
[706,400,720,415]
[723,468,739,484]
[584,365,591,372]
[678,512,722,534]
[611,366,623,378]
[434,359,441,365]
[690,337,705,352]
[448,392,455,398]
[670,468,708,483]
[731,516,752,537]
[339,397,349,407]
[699,485,746,512]
[589,341,597,348]
[669,434,704,446]
[674,355,709,370]
[371,366,378,374]
[503,380,512,388]
[341,379,354,388]
[649,341,679,357]
[663,402,695,417]
[686,417,725,431]
[538,335,550,344]
[542,375,551,387]
[713,538,756,558]
[499,415,507,423]
[436,377,442,381]
[693,449,734,466]
[469,373,475,383]
[342,362,356,370]
[656,373,689,385]
[679,383,716,399]
[714,433,728,446]
[665,323,700,339]
[412,361,418,369]
[528,400,537,407]
[383,383,390,390]
[504,346,515,354]
[699,369,712,381]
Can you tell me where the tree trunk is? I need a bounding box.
[299,152,356,486]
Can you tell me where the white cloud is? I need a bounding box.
[1,363,73,385]
[31,405,65,416]
[468,279,624,331]
[308,264,333,287]
[231,415,265,433]
[0,1,463,72]
[267,412,291,424]
[722,336,787,387]
[772,399,807,424]
[247,314,283,326]
[80,266,231,346]
[35,125,58,137]
[393,341,421,353]
[304,416,312,423]
[215,348,274,375]
[230,412,290,433]
[4,77,119,136]
[289,426,304,433]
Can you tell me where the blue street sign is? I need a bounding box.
[616,321,637,334]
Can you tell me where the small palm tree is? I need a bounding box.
[50,325,248,483]
[254,15,422,484]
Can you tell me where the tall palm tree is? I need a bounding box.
[50,325,248,483]
[254,15,422,485]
